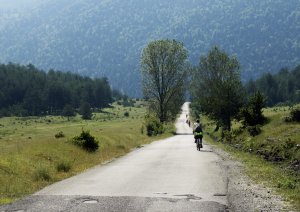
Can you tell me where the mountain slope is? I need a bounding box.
[0,0,299,96]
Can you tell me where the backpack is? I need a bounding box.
[195,125,202,133]
[194,125,203,139]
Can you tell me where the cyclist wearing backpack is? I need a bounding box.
[193,119,203,150]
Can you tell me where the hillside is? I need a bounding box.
[0,0,299,96]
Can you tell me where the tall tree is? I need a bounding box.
[80,102,92,120]
[62,104,76,121]
[192,46,245,130]
[239,91,266,127]
[140,39,188,122]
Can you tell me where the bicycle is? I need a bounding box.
[195,137,203,151]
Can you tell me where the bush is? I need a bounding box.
[55,131,65,138]
[56,161,71,172]
[247,125,262,136]
[144,113,164,136]
[231,127,243,136]
[290,107,300,122]
[71,130,99,152]
[33,166,51,181]
[124,111,129,117]
[221,130,235,144]
[284,107,300,123]
[283,116,293,122]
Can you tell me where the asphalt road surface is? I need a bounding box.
[1,103,230,212]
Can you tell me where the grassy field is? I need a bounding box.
[0,103,174,204]
[200,105,300,210]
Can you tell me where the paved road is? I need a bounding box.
[1,103,229,212]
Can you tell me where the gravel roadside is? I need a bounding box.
[209,144,296,212]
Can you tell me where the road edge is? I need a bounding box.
[208,143,292,212]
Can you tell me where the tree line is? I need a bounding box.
[0,63,114,117]
[245,66,300,106]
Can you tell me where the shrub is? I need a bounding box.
[247,125,262,136]
[33,166,51,181]
[283,116,293,122]
[221,130,235,144]
[231,127,243,136]
[71,130,99,152]
[124,111,129,117]
[290,107,300,122]
[55,131,65,138]
[284,107,300,123]
[144,113,164,136]
[56,161,71,172]
[284,138,296,149]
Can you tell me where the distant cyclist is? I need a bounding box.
[193,119,203,150]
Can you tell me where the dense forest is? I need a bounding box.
[0,63,113,117]
[245,65,300,106]
[0,0,299,96]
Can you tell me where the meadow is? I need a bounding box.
[0,103,173,204]
[201,105,300,210]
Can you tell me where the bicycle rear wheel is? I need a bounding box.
[196,139,201,151]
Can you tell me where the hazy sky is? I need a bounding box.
[0,0,47,10]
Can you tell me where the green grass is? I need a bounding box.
[56,161,71,172]
[201,105,300,210]
[0,102,173,204]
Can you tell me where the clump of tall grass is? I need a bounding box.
[33,165,51,181]
[55,131,65,138]
[56,161,71,172]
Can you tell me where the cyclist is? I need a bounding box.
[193,119,203,150]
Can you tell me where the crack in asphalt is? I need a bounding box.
[173,194,202,201]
